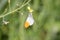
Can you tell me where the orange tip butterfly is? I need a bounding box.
[24,13,34,28]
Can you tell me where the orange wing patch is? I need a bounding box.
[24,21,30,28]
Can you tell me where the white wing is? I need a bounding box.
[26,13,34,25]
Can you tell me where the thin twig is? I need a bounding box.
[0,0,31,18]
[22,0,27,5]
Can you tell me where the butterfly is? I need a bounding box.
[24,13,34,28]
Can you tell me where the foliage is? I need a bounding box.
[0,0,60,40]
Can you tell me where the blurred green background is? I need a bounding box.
[0,0,60,40]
